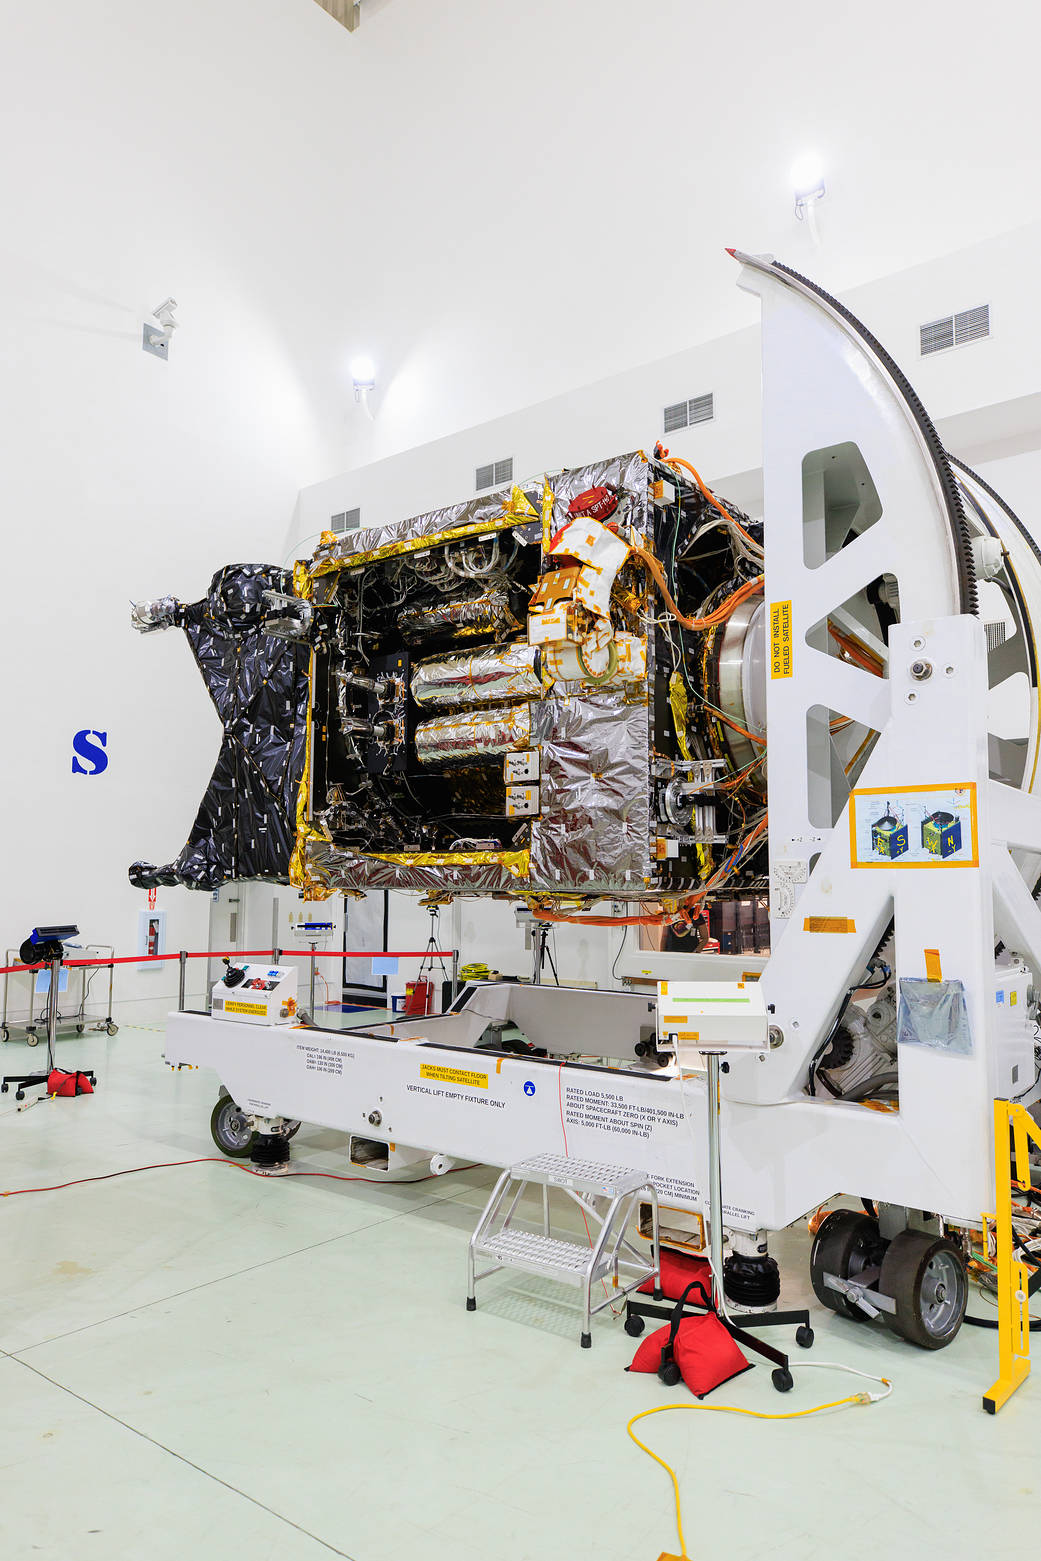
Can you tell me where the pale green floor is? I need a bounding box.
[0,1025,1037,1561]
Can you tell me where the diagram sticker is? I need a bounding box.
[849,783,978,869]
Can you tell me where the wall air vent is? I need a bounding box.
[920,304,990,356]
[331,507,360,533]
[476,457,513,492]
[663,393,715,434]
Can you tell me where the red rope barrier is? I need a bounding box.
[0,948,457,977]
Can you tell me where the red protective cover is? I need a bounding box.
[627,1314,750,1398]
[639,1246,713,1306]
[567,485,618,523]
[46,1069,94,1097]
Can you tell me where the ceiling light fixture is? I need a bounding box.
[791,153,826,244]
[350,355,376,419]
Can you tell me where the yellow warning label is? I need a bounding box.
[677,1031,701,1042]
[770,599,793,679]
[224,1000,267,1015]
[803,917,857,934]
[663,1014,687,1025]
[419,1063,488,1090]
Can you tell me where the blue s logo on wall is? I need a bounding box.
[72,729,108,775]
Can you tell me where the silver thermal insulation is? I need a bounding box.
[414,703,532,765]
[310,449,648,572]
[399,589,521,644]
[304,450,656,897]
[411,643,541,709]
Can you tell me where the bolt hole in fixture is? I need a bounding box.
[792,152,826,245]
[351,354,376,419]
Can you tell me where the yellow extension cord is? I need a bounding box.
[627,1370,892,1561]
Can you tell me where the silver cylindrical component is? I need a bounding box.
[414,703,532,765]
[399,589,522,644]
[411,643,541,709]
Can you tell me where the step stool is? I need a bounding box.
[466,1154,661,1347]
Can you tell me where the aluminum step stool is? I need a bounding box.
[466,1154,661,1347]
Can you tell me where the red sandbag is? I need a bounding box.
[47,1069,93,1097]
[639,1246,713,1306]
[627,1314,750,1399]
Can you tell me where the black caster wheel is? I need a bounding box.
[1,1082,8,1093]
[466,1297,476,1312]
[106,1023,118,1036]
[580,1332,592,1349]
[76,1024,85,1035]
[210,1095,257,1159]
[15,1090,25,1103]
[659,1361,681,1387]
[1,1026,9,1042]
[624,1314,645,1338]
[796,1324,814,1348]
[26,1033,39,1048]
[772,1368,794,1393]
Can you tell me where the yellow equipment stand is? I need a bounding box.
[983,1099,1041,1414]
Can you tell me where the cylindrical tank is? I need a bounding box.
[414,703,532,765]
[411,643,541,708]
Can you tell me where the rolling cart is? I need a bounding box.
[1,945,118,1045]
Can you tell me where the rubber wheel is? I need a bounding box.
[26,1032,39,1048]
[809,1210,881,1321]
[210,1095,257,1159]
[879,1231,967,1350]
[624,1314,645,1338]
[217,1089,299,1141]
[76,1024,85,1034]
[659,1360,681,1388]
[1,1026,8,1043]
[772,1368,794,1393]
[106,1023,118,1036]
[795,1324,814,1349]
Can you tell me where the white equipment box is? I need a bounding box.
[656,980,769,1057]
[211,964,298,1026]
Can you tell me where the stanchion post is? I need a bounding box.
[46,955,61,1073]
[309,942,317,1017]
[178,950,187,1012]
[451,948,459,1002]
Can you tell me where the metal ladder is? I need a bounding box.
[466,1153,661,1347]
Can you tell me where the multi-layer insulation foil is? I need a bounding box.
[130,447,733,902]
[398,589,521,644]
[414,702,533,765]
[128,565,310,891]
[410,644,541,709]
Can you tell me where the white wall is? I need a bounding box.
[0,2,355,1024]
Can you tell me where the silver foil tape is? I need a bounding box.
[414,702,532,765]
[411,643,541,709]
[399,589,521,644]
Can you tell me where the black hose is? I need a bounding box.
[965,1231,1041,1329]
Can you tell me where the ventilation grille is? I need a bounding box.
[330,507,361,533]
[920,304,990,356]
[476,457,513,492]
[985,620,1008,653]
[663,393,714,433]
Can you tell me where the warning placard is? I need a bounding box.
[770,600,793,678]
[225,1000,266,1016]
[419,1063,488,1090]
